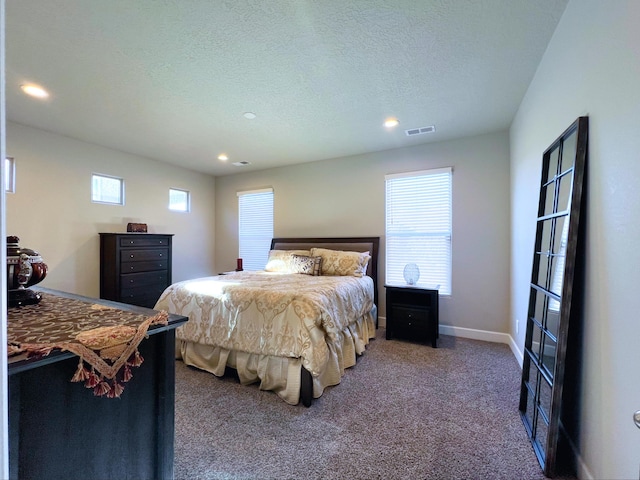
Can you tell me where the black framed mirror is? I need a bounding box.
[519,116,588,477]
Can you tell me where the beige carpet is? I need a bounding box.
[174,329,576,480]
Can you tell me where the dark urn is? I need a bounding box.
[6,236,48,307]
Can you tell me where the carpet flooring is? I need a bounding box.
[174,329,576,480]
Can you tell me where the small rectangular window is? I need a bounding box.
[169,188,190,212]
[5,157,15,193]
[92,173,124,205]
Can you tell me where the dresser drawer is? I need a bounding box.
[121,259,168,273]
[121,248,168,263]
[120,271,168,289]
[120,284,167,308]
[119,236,171,248]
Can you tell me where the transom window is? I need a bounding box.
[5,157,15,193]
[91,173,124,205]
[169,188,190,212]
[385,167,453,295]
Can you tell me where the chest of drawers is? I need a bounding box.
[100,233,173,308]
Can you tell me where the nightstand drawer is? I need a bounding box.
[392,305,429,325]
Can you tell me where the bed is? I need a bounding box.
[154,237,379,406]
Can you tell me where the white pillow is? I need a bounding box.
[264,250,311,272]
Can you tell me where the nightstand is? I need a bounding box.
[385,285,439,347]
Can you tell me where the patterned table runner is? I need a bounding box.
[8,292,168,398]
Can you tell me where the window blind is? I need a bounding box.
[238,188,274,271]
[385,167,452,295]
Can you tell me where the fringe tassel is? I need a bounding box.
[71,358,90,382]
[85,369,100,388]
[129,350,144,367]
[107,381,124,399]
[26,346,55,359]
[94,380,111,396]
[122,364,133,383]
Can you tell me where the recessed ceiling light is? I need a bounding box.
[218,154,228,161]
[384,117,399,128]
[20,83,49,99]
[233,161,251,167]
[243,112,257,120]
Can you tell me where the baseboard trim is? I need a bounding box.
[439,324,525,367]
[379,317,525,366]
[559,421,593,480]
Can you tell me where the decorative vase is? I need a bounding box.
[403,263,420,285]
[6,236,48,307]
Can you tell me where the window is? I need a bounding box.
[169,188,190,212]
[238,188,274,271]
[92,173,124,205]
[5,157,15,193]
[385,167,452,295]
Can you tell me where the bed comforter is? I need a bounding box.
[154,271,376,404]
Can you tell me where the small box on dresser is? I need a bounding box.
[385,285,439,348]
[100,233,173,308]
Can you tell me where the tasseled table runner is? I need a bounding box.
[7,292,168,398]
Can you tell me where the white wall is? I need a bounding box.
[216,131,511,336]
[6,122,217,298]
[510,1,640,478]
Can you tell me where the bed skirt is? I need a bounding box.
[176,308,376,405]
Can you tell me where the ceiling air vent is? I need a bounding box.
[232,161,251,167]
[405,125,436,137]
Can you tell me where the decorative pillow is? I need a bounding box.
[309,248,371,277]
[290,255,322,276]
[264,250,311,272]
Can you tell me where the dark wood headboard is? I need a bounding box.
[270,237,380,309]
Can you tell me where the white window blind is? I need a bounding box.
[238,188,274,271]
[385,167,452,295]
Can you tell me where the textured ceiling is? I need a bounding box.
[5,0,568,176]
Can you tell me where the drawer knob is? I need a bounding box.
[159,253,163,257]
[159,264,163,267]
[130,254,134,258]
[130,266,135,270]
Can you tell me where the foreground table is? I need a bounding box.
[7,287,187,480]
